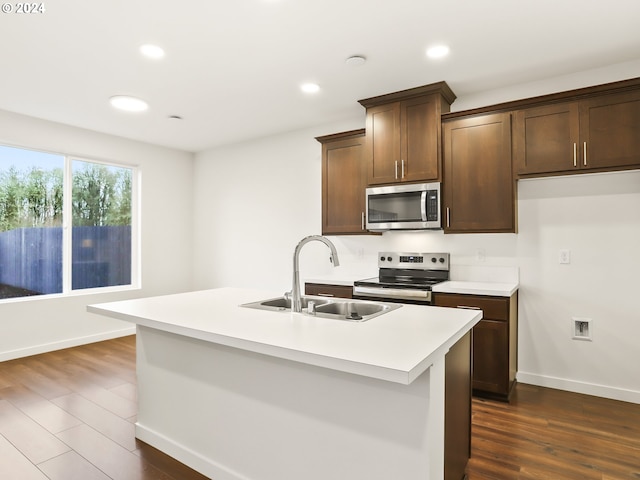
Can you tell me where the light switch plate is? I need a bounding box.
[559,249,571,264]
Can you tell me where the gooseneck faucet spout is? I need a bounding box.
[290,235,340,313]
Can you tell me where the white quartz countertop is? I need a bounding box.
[88,287,480,385]
[432,280,518,297]
[305,274,520,297]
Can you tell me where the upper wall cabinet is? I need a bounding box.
[358,82,456,185]
[442,112,515,233]
[514,85,640,176]
[316,129,369,235]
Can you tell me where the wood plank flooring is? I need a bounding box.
[466,385,640,480]
[1,336,639,479]
[0,336,208,480]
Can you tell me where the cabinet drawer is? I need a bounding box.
[305,283,353,299]
[434,293,509,321]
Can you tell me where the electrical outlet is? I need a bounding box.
[476,248,486,262]
[559,249,571,264]
[572,317,592,341]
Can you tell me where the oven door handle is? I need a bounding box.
[353,286,430,299]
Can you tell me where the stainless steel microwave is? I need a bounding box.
[366,182,441,231]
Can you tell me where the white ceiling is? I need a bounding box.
[2,0,640,153]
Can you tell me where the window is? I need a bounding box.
[0,144,137,301]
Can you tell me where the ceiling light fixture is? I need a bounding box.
[300,83,320,94]
[345,55,366,67]
[426,44,450,59]
[109,95,149,112]
[140,44,165,59]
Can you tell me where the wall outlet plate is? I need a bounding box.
[559,249,571,264]
[572,317,592,341]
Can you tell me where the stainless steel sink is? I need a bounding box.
[241,296,400,322]
[314,301,393,321]
[246,296,330,311]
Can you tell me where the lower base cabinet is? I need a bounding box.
[306,283,472,478]
[304,283,353,299]
[435,292,518,402]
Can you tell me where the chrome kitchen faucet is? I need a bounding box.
[288,235,340,313]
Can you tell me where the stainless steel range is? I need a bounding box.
[353,252,450,305]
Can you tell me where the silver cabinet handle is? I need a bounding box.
[401,159,405,178]
[573,143,577,167]
[316,293,335,297]
[361,211,365,231]
[456,305,481,310]
[394,160,398,179]
[583,142,587,166]
[446,207,450,228]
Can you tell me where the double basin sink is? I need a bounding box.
[241,295,401,322]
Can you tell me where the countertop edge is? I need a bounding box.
[88,288,482,386]
[89,303,419,385]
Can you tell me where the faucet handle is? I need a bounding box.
[283,291,292,301]
[307,300,316,315]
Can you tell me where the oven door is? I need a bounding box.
[352,285,432,305]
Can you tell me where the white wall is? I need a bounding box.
[193,118,365,292]
[515,172,640,402]
[0,109,194,360]
[193,61,640,403]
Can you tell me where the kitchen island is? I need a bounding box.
[88,287,481,480]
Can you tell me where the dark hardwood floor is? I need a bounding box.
[1,336,639,479]
[467,385,640,480]
[0,335,208,480]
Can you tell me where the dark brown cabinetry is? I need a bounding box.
[358,82,456,185]
[304,283,353,299]
[514,89,640,175]
[444,330,472,480]
[442,112,515,233]
[316,130,368,235]
[434,292,518,401]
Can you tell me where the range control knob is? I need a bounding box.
[387,256,393,262]
[439,257,445,263]
[431,257,437,263]
[380,256,386,262]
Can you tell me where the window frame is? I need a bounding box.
[0,143,141,303]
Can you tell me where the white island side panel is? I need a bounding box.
[135,325,444,480]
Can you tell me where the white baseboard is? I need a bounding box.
[135,423,248,480]
[517,371,640,405]
[0,327,136,362]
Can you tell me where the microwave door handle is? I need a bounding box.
[420,191,427,221]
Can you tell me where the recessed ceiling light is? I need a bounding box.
[345,55,366,67]
[140,44,165,59]
[109,95,149,112]
[426,45,450,59]
[300,83,320,94]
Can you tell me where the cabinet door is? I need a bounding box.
[321,132,367,235]
[365,102,401,185]
[580,90,640,170]
[514,102,580,175]
[401,95,440,182]
[443,112,515,233]
[472,319,509,395]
